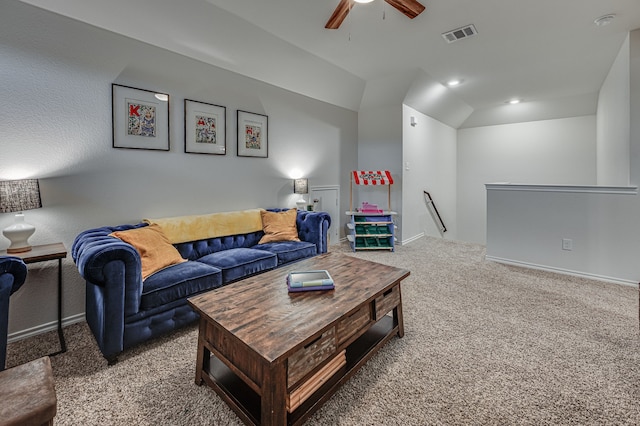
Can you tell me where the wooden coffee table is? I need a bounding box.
[188,252,410,426]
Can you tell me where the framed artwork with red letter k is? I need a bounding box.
[112,83,169,151]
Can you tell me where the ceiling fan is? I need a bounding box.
[325,0,426,29]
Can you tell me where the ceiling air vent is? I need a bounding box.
[442,24,478,43]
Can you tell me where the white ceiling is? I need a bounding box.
[18,0,640,127]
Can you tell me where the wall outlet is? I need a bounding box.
[562,238,573,251]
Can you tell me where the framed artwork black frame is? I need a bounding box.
[237,110,268,158]
[112,83,170,151]
[184,99,227,155]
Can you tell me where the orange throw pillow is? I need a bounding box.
[258,209,301,244]
[110,224,186,280]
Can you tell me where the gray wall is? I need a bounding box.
[457,116,597,244]
[483,33,640,285]
[4,0,636,338]
[356,105,403,231]
[401,105,457,243]
[1,1,358,337]
[597,34,630,186]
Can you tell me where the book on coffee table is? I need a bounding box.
[287,270,334,292]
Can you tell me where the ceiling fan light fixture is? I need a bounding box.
[326,0,425,29]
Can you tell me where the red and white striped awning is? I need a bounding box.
[352,170,394,185]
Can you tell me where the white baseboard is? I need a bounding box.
[8,312,86,343]
[340,232,425,247]
[401,232,425,246]
[485,255,638,288]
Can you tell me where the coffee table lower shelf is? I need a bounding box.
[201,316,398,426]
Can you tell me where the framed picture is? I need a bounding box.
[112,83,169,151]
[184,99,226,155]
[237,110,268,158]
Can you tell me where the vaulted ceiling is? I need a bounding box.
[18,0,640,128]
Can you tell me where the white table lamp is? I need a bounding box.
[0,179,42,253]
[294,178,308,210]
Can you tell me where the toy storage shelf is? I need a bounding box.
[346,211,396,252]
[348,170,396,252]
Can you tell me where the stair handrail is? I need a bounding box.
[423,191,447,233]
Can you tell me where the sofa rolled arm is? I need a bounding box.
[265,209,331,253]
[0,256,27,295]
[72,224,147,318]
[73,226,142,285]
[1,256,27,370]
[295,210,331,254]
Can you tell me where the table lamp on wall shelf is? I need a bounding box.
[0,179,42,253]
[294,178,308,210]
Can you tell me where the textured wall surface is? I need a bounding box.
[1,1,358,337]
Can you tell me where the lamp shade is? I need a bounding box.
[0,179,42,213]
[293,178,308,195]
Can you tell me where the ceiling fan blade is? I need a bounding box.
[325,0,355,29]
[384,0,426,19]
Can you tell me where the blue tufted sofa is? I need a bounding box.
[72,209,331,363]
[0,256,27,370]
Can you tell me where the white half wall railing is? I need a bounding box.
[485,183,639,286]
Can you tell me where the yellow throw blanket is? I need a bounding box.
[143,209,264,244]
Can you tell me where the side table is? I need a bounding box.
[1,243,68,356]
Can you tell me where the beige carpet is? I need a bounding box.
[7,237,640,425]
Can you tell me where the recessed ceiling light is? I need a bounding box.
[154,93,169,101]
[446,79,462,87]
[594,14,616,26]
[354,0,375,3]
[507,99,521,104]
